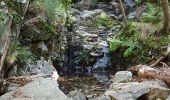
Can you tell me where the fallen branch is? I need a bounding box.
[150,47,170,67]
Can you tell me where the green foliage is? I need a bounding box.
[110,21,169,63]
[135,0,142,6]
[9,41,37,64]
[110,23,141,57]
[32,0,72,23]
[141,3,162,23]
[95,12,115,28]
[0,11,7,34]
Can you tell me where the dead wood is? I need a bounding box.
[150,47,170,67]
[137,65,170,86]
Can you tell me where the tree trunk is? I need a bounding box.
[118,0,128,25]
[0,18,12,78]
[160,0,170,34]
[137,65,170,86]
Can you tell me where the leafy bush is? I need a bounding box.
[95,12,115,28]
[9,41,37,64]
[141,3,162,23]
[110,22,169,62]
[110,23,142,57]
[135,0,142,6]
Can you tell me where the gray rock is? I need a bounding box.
[106,82,150,100]
[105,82,170,100]
[166,95,170,100]
[0,77,72,100]
[76,30,98,38]
[37,41,48,51]
[110,71,132,83]
[68,90,86,100]
[7,60,56,77]
[80,9,103,21]
[128,11,136,20]
[75,0,91,11]
[95,95,111,100]
[142,80,169,88]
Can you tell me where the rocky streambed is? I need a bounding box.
[1,60,170,100]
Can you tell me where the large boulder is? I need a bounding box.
[0,76,72,100]
[105,81,170,100]
[7,59,56,77]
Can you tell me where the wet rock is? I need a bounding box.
[123,0,133,5]
[7,59,56,77]
[75,0,92,11]
[110,71,132,83]
[80,9,103,21]
[68,90,87,100]
[0,76,72,100]
[128,11,136,20]
[93,56,110,70]
[77,30,98,38]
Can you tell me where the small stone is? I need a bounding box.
[110,71,132,83]
[68,90,86,100]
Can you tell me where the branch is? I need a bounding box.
[118,0,128,25]
[150,46,170,67]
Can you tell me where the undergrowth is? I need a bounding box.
[110,2,168,63]
[110,22,169,62]
[8,41,37,64]
[141,3,162,23]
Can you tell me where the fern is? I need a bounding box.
[110,23,141,57]
[141,3,162,23]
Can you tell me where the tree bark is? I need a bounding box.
[0,18,12,78]
[118,0,128,25]
[137,65,170,86]
[160,0,170,34]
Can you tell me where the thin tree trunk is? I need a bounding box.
[0,18,12,78]
[161,0,170,34]
[16,0,30,39]
[118,0,128,25]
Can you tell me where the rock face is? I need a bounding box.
[7,59,56,77]
[0,77,72,100]
[0,59,72,100]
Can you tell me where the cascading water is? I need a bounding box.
[93,41,110,71]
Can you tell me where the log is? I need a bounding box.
[137,65,170,86]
